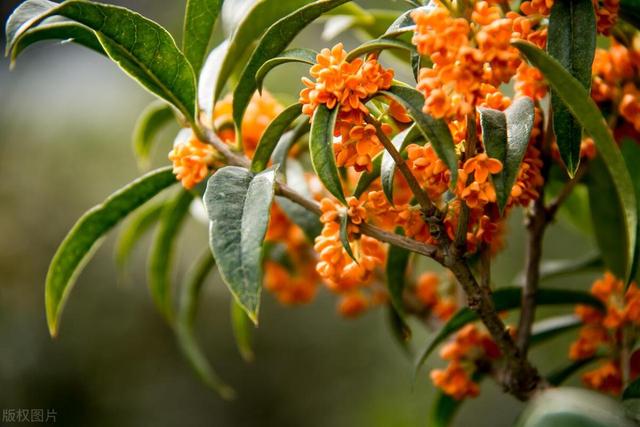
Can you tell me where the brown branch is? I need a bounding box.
[545,161,589,220]
[455,112,477,251]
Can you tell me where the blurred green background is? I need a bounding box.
[0,1,600,425]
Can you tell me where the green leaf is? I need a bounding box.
[182,0,223,74]
[114,201,164,272]
[232,0,351,132]
[175,248,235,399]
[231,299,255,362]
[386,306,412,354]
[256,48,317,94]
[339,213,357,262]
[480,97,535,213]
[148,189,194,322]
[528,315,582,347]
[353,152,382,199]
[9,18,104,65]
[380,85,458,185]
[204,166,277,323]
[132,101,176,168]
[344,37,415,62]
[7,0,198,124]
[214,0,312,104]
[431,391,463,427]
[547,356,601,386]
[386,228,411,323]
[621,139,640,283]
[251,103,303,172]
[548,0,596,176]
[198,40,229,117]
[381,124,422,204]
[620,0,640,30]
[45,167,176,337]
[276,158,323,241]
[513,252,603,286]
[414,287,604,372]
[310,104,346,203]
[384,4,434,37]
[514,40,638,283]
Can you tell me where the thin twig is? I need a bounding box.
[545,161,589,220]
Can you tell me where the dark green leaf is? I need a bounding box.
[204,166,277,323]
[384,4,434,37]
[381,124,422,204]
[251,103,303,172]
[148,189,194,321]
[310,104,346,203]
[620,0,640,30]
[514,40,638,283]
[232,0,350,132]
[339,212,357,261]
[272,121,310,170]
[7,0,198,123]
[431,392,462,427]
[548,0,596,175]
[132,101,176,168]
[353,152,381,199]
[624,376,640,401]
[256,48,317,94]
[214,0,312,104]
[529,315,582,347]
[547,356,601,386]
[175,248,235,398]
[513,252,603,286]
[114,201,164,272]
[9,18,104,65]
[415,287,604,372]
[387,306,412,355]
[621,139,640,283]
[480,97,535,213]
[231,299,255,362]
[182,0,223,74]
[344,37,415,62]
[45,167,176,336]
[386,228,411,322]
[380,85,458,185]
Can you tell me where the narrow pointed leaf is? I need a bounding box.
[256,48,317,94]
[528,315,582,346]
[204,166,277,323]
[430,375,484,427]
[339,213,357,262]
[354,152,381,198]
[380,85,458,185]
[384,4,434,37]
[231,299,255,362]
[45,167,176,336]
[513,252,603,286]
[176,249,235,398]
[7,0,197,123]
[415,287,604,372]
[251,103,303,172]
[9,18,104,65]
[148,189,194,321]
[387,306,412,354]
[114,201,164,271]
[344,38,415,62]
[386,228,411,323]
[547,356,601,386]
[381,124,422,204]
[548,0,596,175]
[272,121,310,170]
[514,40,637,283]
[480,97,535,213]
[214,0,312,104]
[621,140,640,283]
[310,104,346,203]
[132,101,175,168]
[182,0,223,74]
[232,0,351,131]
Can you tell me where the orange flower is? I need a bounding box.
[457,172,498,209]
[582,361,623,395]
[416,272,440,307]
[168,133,216,189]
[406,143,451,199]
[463,153,502,183]
[264,262,318,305]
[338,292,369,317]
[431,361,480,400]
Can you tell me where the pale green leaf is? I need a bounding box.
[231,299,255,362]
[256,48,317,94]
[132,101,176,168]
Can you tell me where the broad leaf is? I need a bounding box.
[344,37,415,62]
[7,0,198,123]
[479,97,535,213]
[205,166,277,323]
[132,101,175,168]
[114,201,164,271]
[148,189,194,321]
[256,48,317,94]
[198,40,230,118]
[214,0,312,104]
[232,0,351,132]
[176,248,235,398]
[381,124,422,204]
[45,167,176,336]
[548,0,596,175]
[386,228,411,322]
[380,85,458,185]
[9,18,104,65]
[514,41,638,283]
[310,104,346,203]
[182,0,223,74]
[251,103,303,172]
[353,152,381,198]
[415,287,604,372]
[231,299,255,362]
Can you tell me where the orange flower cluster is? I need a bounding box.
[299,43,394,172]
[519,0,619,35]
[264,261,317,305]
[431,324,501,400]
[168,135,217,189]
[415,272,457,321]
[314,197,387,316]
[569,272,640,395]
